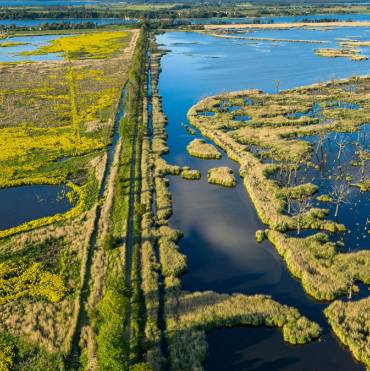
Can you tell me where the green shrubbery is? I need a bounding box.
[0,331,64,370]
[96,280,130,369]
[166,291,321,370]
[325,297,370,368]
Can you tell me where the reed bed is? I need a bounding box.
[207,166,236,187]
[185,78,370,367]
[325,297,370,369]
[206,31,329,44]
[166,291,321,370]
[187,138,222,159]
[315,47,368,61]
[181,168,201,180]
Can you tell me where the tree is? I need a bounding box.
[292,195,312,235]
[275,79,280,94]
[329,183,350,220]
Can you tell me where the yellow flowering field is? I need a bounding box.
[22,31,129,59]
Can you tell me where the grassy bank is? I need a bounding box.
[325,297,370,368]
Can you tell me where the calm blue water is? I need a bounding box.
[157,30,369,370]
[0,184,71,230]
[0,34,71,62]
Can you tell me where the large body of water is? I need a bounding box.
[156,29,369,370]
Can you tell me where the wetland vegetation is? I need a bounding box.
[0,5,369,371]
[187,75,369,367]
[207,166,237,187]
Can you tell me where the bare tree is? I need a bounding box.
[292,195,312,235]
[329,183,350,220]
[275,79,281,94]
[354,142,368,182]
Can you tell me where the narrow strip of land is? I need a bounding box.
[204,21,370,30]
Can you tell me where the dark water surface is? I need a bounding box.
[0,184,71,231]
[157,31,368,370]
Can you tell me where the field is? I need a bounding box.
[0,27,138,368]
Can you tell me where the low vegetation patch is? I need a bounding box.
[166,291,321,370]
[207,166,236,187]
[21,31,130,60]
[187,138,221,159]
[267,230,370,300]
[181,168,201,180]
[315,47,368,61]
[325,297,370,368]
[255,229,265,242]
[0,41,28,47]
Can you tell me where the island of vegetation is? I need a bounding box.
[315,46,368,61]
[207,166,237,187]
[187,138,222,159]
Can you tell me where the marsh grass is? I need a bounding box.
[315,47,368,61]
[181,168,201,180]
[207,166,236,187]
[21,31,130,60]
[187,78,369,235]
[325,297,370,368]
[187,138,222,159]
[166,291,321,370]
[187,78,370,307]
[267,230,370,300]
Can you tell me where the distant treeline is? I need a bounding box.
[0,3,364,22]
[0,8,139,20]
[0,21,101,30]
